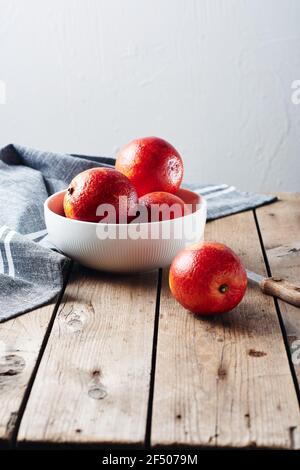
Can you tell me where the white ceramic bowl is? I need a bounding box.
[44,188,207,272]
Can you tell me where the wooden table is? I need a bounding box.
[0,193,300,450]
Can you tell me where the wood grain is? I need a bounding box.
[17,265,158,446]
[0,303,58,447]
[151,211,300,449]
[255,193,300,381]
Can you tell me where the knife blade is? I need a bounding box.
[246,269,264,284]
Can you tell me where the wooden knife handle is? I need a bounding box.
[260,277,300,308]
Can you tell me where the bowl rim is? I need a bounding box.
[44,189,207,228]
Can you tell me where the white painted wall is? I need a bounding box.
[0,0,299,191]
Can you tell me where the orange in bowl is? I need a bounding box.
[138,191,187,222]
[63,167,138,223]
[116,136,184,197]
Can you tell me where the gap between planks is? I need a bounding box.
[0,264,72,449]
[1,194,299,449]
[254,193,300,390]
[16,266,159,447]
[253,209,300,405]
[150,209,300,449]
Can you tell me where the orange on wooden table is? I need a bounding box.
[169,241,247,315]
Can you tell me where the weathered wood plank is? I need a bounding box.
[151,211,300,449]
[255,193,300,381]
[17,266,158,446]
[0,303,59,447]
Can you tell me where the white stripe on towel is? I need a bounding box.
[0,226,9,274]
[26,228,48,241]
[0,250,3,274]
[4,230,15,277]
[0,226,8,238]
[194,184,228,195]
[204,186,236,199]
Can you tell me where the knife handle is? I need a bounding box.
[260,277,300,308]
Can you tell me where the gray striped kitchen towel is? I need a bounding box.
[0,144,276,322]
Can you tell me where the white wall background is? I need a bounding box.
[0,0,299,191]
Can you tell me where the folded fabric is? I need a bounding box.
[0,144,277,322]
